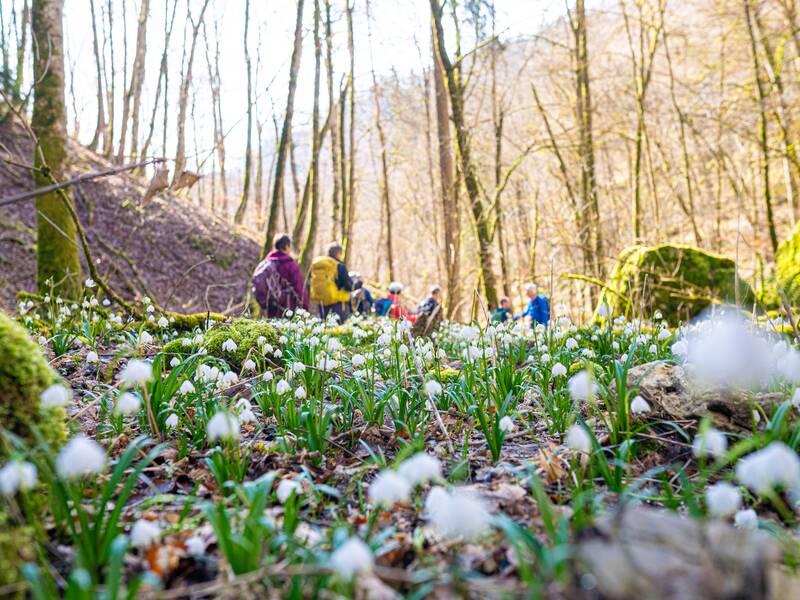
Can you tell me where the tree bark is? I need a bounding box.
[117,0,148,163]
[234,0,254,224]
[342,0,357,261]
[87,0,105,151]
[325,0,341,243]
[263,0,305,258]
[31,0,82,298]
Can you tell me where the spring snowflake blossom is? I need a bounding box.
[330,537,373,580]
[368,470,411,506]
[86,350,99,364]
[40,384,72,408]
[425,488,491,540]
[397,453,442,486]
[130,519,161,548]
[565,424,591,453]
[119,360,153,387]
[630,395,651,415]
[115,392,141,416]
[206,412,240,442]
[424,380,443,397]
[736,442,800,494]
[692,428,727,459]
[498,416,515,433]
[551,362,567,377]
[165,414,179,429]
[56,435,106,480]
[568,370,596,402]
[734,508,758,530]
[221,338,238,353]
[0,461,38,495]
[242,359,257,372]
[276,479,302,504]
[276,379,291,395]
[179,380,196,395]
[705,482,742,518]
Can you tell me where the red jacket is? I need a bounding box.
[387,293,415,322]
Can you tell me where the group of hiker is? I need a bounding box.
[252,234,549,327]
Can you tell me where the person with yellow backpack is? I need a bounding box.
[309,242,353,321]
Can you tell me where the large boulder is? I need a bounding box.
[597,244,754,322]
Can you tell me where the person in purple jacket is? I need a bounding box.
[252,234,309,318]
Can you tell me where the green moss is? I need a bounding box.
[162,318,279,368]
[0,510,36,595]
[203,319,279,368]
[596,244,754,323]
[771,221,800,308]
[139,311,227,333]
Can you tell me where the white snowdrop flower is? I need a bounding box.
[352,354,366,367]
[427,488,491,541]
[169,357,181,368]
[630,395,651,415]
[399,343,409,356]
[165,414,179,429]
[382,348,391,359]
[276,479,302,504]
[424,380,443,397]
[193,334,204,345]
[327,338,343,352]
[40,384,72,408]
[256,335,267,346]
[157,316,169,328]
[620,353,628,363]
[612,341,620,351]
[648,344,657,354]
[276,379,291,395]
[565,338,578,350]
[294,386,307,400]
[551,362,567,378]
[86,350,99,364]
[84,278,96,289]
[377,333,392,347]
[657,329,671,341]
[274,349,283,359]
[238,406,256,423]
[90,297,99,307]
[654,310,663,320]
[146,305,155,314]
[37,335,47,346]
[706,482,742,518]
[142,296,152,305]
[262,371,274,382]
[102,298,111,307]
[179,380,196,395]
[119,360,152,387]
[279,335,288,345]
[330,537,373,580]
[596,304,610,317]
[139,331,154,346]
[424,486,450,518]
[692,428,727,459]
[498,416,515,433]
[568,370,596,402]
[736,442,800,494]
[734,508,758,530]
[130,519,161,548]
[565,424,592,453]
[115,392,141,416]
[540,353,551,363]
[437,348,447,360]
[219,371,239,388]
[458,326,479,342]
[397,453,442,486]
[291,362,307,375]
[56,435,106,479]
[206,412,240,442]
[368,470,411,506]
[221,338,238,353]
[0,461,38,495]
[242,359,257,372]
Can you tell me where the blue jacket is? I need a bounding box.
[518,295,550,326]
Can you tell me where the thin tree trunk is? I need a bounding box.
[32,0,82,298]
[431,18,460,319]
[117,0,148,163]
[263,0,305,258]
[234,0,253,224]
[325,0,341,243]
[255,120,264,229]
[88,0,105,151]
[172,0,210,186]
[102,0,115,158]
[12,1,30,102]
[744,0,778,254]
[342,0,357,261]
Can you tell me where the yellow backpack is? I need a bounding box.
[309,256,350,305]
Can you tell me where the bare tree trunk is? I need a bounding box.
[338,79,348,239]
[431,19,460,319]
[234,0,253,224]
[88,0,105,151]
[172,0,210,186]
[367,0,394,280]
[744,0,778,254]
[325,0,341,243]
[12,0,30,102]
[102,0,115,158]
[263,0,305,258]
[342,0,357,261]
[32,0,82,299]
[116,0,148,163]
[140,0,177,164]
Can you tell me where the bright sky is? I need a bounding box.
[4,1,572,166]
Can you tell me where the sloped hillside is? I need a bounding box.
[0,121,260,313]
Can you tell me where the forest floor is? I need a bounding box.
[4,296,800,598]
[0,120,260,314]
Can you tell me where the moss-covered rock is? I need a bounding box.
[0,310,68,593]
[772,221,800,307]
[163,318,279,369]
[596,244,754,322]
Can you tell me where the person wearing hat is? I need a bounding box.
[417,285,442,316]
[386,281,414,322]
